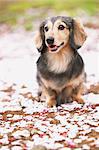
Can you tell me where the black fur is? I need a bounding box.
[37,51,84,88]
[38,21,47,53]
[69,19,81,50]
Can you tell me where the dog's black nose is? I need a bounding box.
[46,37,54,45]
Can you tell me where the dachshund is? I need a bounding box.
[34,16,87,107]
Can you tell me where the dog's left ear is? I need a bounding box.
[70,18,87,50]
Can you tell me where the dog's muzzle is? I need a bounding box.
[46,37,64,52]
[46,37,54,45]
[47,42,64,52]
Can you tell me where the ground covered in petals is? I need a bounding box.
[0,83,99,150]
[0,27,99,150]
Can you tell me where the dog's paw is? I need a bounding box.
[77,98,85,104]
[47,98,57,107]
[74,97,85,104]
[72,95,85,104]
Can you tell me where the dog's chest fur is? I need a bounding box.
[37,51,84,90]
[47,50,72,73]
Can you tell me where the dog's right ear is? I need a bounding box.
[34,21,46,52]
[34,31,42,51]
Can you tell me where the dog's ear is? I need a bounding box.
[34,31,42,51]
[34,21,46,52]
[70,18,87,50]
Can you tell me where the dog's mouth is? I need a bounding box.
[48,42,64,52]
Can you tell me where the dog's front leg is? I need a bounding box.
[72,84,85,104]
[45,88,57,107]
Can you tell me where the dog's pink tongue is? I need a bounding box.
[49,45,56,48]
[49,45,57,50]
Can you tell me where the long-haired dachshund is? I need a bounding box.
[34,16,87,107]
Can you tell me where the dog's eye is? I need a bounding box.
[58,25,65,30]
[44,26,49,32]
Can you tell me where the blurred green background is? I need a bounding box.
[0,0,99,30]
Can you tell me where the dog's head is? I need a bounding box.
[34,16,87,53]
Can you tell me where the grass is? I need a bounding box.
[0,0,98,30]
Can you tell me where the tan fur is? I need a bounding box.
[47,44,73,73]
[72,84,85,104]
[45,20,70,49]
[33,31,42,49]
[73,18,87,47]
[66,71,85,88]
